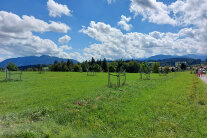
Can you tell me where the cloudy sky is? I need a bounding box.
[0,0,207,62]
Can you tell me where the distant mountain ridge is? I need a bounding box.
[139,54,207,61]
[0,55,78,68]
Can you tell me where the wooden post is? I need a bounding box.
[117,73,120,87]
[117,73,118,87]
[108,71,110,86]
[9,71,11,80]
[124,72,126,85]
[119,73,120,87]
[20,71,22,81]
[5,69,8,80]
[118,73,119,87]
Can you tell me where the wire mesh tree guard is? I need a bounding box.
[38,69,46,74]
[38,64,45,74]
[159,67,167,76]
[140,62,151,80]
[87,69,96,76]
[5,69,22,81]
[140,71,151,80]
[159,72,167,76]
[108,71,126,88]
[0,70,4,81]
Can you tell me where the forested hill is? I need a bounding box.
[0,55,78,67]
[140,54,207,61]
[145,58,201,66]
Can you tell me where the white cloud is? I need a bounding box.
[169,0,206,26]
[130,0,176,25]
[117,15,132,31]
[0,34,71,59]
[0,11,70,34]
[80,21,207,60]
[60,45,72,51]
[47,0,71,17]
[58,35,71,44]
[169,0,207,47]
[0,11,84,62]
[107,0,116,4]
[130,0,207,27]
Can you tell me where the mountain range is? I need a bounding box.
[138,54,207,61]
[0,55,78,68]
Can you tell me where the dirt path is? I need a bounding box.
[200,75,207,84]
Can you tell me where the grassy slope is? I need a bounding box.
[0,72,207,137]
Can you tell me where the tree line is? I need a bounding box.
[1,57,193,73]
[47,57,172,73]
[48,58,108,72]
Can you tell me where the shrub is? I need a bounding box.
[73,64,82,72]
[152,62,160,73]
[93,64,102,72]
[164,66,170,74]
[7,62,18,71]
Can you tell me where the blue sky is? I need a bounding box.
[0,0,206,61]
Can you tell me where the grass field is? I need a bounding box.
[0,72,207,137]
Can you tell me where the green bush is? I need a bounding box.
[7,62,18,71]
[73,64,82,72]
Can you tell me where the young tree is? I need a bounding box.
[38,64,43,71]
[122,62,129,72]
[108,62,117,72]
[102,58,108,72]
[141,62,150,73]
[181,63,187,70]
[116,59,124,72]
[152,62,160,73]
[164,66,170,74]
[7,62,18,71]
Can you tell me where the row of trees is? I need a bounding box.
[48,58,108,72]
[1,63,45,72]
[47,58,172,74]
[49,60,82,72]
[2,57,190,73]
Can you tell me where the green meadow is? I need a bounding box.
[0,72,207,137]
